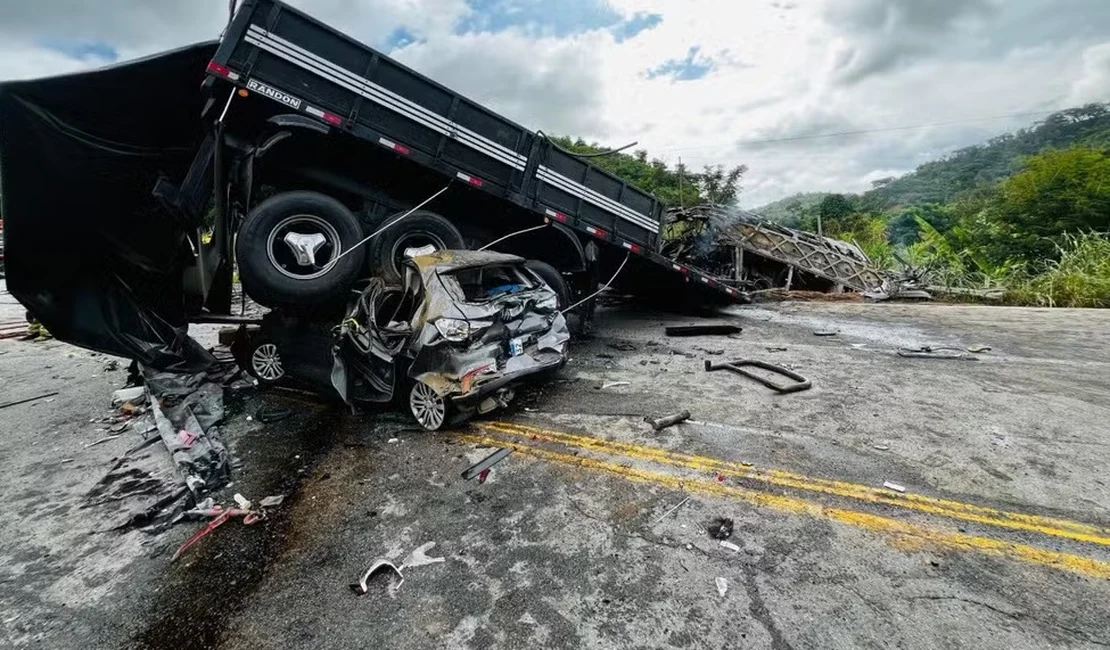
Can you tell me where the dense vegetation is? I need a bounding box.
[746,104,1110,307]
[549,136,747,207]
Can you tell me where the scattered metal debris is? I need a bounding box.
[84,434,122,448]
[111,386,146,406]
[256,405,294,423]
[813,330,838,337]
[259,495,285,508]
[967,345,992,354]
[597,381,631,390]
[708,517,735,540]
[171,506,261,561]
[402,542,446,569]
[462,448,512,480]
[715,577,728,597]
[0,391,60,410]
[719,540,741,552]
[897,346,972,360]
[705,359,812,394]
[883,481,906,493]
[350,559,405,595]
[653,496,691,523]
[873,444,891,451]
[666,325,742,337]
[644,410,691,431]
[607,342,637,352]
[766,346,788,352]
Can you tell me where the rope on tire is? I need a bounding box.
[318,184,451,273]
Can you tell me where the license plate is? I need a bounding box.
[509,337,526,357]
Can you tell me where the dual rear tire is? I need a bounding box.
[236,193,464,308]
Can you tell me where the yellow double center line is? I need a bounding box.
[457,420,1110,580]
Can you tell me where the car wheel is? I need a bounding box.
[247,339,285,385]
[409,380,452,431]
[524,260,570,309]
[369,210,465,284]
[237,191,366,309]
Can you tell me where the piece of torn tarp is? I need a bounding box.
[0,42,219,371]
[143,365,232,500]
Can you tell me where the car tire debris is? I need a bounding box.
[708,517,735,540]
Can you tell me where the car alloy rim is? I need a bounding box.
[410,381,446,430]
[390,231,446,275]
[251,343,284,381]
[266,214,342,280]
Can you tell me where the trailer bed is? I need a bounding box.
[210,0,743,301]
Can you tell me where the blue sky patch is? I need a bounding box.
[646,46,715,81]
[386,27,419,50]
[455,0,623,37]
[38,38,119,62]
[611,12,663,42]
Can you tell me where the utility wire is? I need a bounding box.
[657,109,1060,154]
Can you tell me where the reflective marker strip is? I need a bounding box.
[457,171,483,187]
[304,105,342,125]
[585,225,607,239]
[621,241,642,254]
[672,263,688,274]
[207,61,240,81]
[544,208,568,223]
[245,26,527,172]
[537,166,659,233]
[379,137,410,154]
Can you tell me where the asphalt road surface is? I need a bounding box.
[2,285,1109,649]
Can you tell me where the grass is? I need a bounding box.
[1005,233,1110,307]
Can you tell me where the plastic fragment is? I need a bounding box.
[715,577,728,597]
[403,542,446,569]
[883,481,906,493]
[719,540,741,552]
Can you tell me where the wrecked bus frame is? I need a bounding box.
[0,0,743,370]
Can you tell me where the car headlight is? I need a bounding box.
[434,318,471,342]
[535,294,559,311]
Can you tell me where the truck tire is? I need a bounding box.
[237,191,365,308]
[525,260,570,309]
[369,210,464,284]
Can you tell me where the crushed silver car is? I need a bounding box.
[331,250,570,430]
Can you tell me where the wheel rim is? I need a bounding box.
[251,343,284,381]
[266,214,342,280]
[410,381,446,430]
[390,231,447,275]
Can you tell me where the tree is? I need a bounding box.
[816,194,856,234]
[991,147,1110,262]
[697,164,747,206]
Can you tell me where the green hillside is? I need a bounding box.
[866,104,1110,209]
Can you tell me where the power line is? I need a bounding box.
[657,109,1059,153]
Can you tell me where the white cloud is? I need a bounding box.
[1,0,1108,207]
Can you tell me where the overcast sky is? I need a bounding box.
[2,0,1107,207]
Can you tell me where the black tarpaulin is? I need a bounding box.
[0,43,218,370]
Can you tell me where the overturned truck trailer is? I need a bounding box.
[0,0,745,371]
[663,205,886,294]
